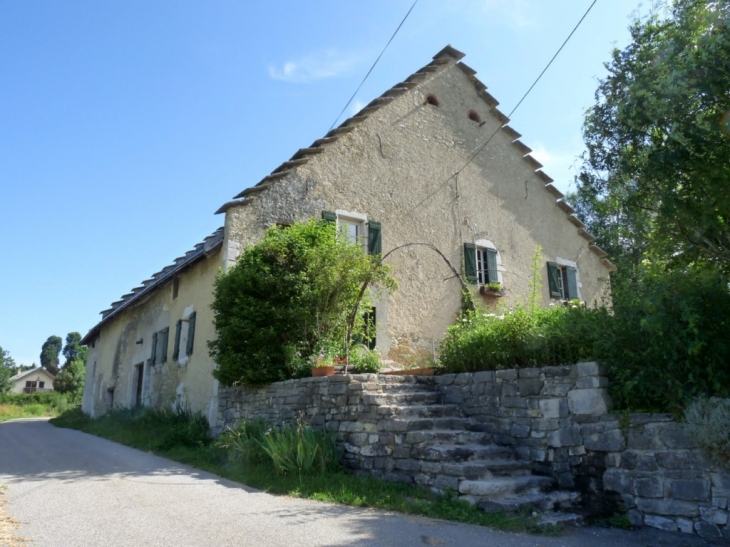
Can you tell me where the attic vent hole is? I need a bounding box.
[425,94,440,107]
[468,110,481,123]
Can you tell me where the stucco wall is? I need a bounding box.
[82,247,222,422]
[224,57,611,364]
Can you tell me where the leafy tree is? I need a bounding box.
[53,358,86,402]
[209,219,396,387]
[578,0,730,272]
[62,332,87,366]
[40,335,62,375]
[0,346,16,394]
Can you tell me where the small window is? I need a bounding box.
[39,381,45,389]
[172,277,180,299]
[321,211,382,255]
[25,380,32,388]
[186,311,196,356]
[172,320,182,360]
[547,262,579,300]
[468,110,481,123]
[106,387,115,410]
[425,94,440,107]
[464,243,499,285]
[339,219,361,246]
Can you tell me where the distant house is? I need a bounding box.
[9,367,55,394]
[81,46,614,420]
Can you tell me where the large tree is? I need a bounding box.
[577,0,730,272]
[53,359,86,402]
[62,332,87,366]
[40,335,63,376]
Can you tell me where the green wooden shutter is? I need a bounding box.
[463,243,477,284]
[367,221,382,255]
[173,320,182,360]
[547,262,561,299]
[321,211,337,222]
[160,327,169,364]
[186,311,196,356]
[566,267,578,300]
[486,249,499,284]
[150,332,158,365]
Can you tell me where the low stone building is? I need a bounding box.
[81,46,614,420]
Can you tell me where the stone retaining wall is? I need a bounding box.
[214,363,730,541]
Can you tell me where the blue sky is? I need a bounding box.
[0,0,639,367]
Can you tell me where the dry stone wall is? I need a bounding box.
[214,363,729,541]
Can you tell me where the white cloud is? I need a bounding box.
[268,49,361,83]
[480,0,538,28]
[351,99,366,116]
[530,142,584,193]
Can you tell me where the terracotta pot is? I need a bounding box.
[382,367,435,376]
[311,366,335,377]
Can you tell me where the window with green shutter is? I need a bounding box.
[160,327,169,364]
[547,262,562,299]
[321,210,337,222]
[150,332,158,365]
[186,311,196,356]
[566,267,578,300]
[486,249,499,284]
[367,221,381,255]
[463,243,478,284]
[172,320,182,360]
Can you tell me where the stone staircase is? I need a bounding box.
[357,375,582,524]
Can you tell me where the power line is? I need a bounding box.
[328,0,419,132]
[453,0,599,178]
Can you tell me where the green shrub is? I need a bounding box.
[439,304,607,373]
[209,219,396,388]
[0,391,71,410]
[141,406,212,450]
[217,419,270,464]
[683,397,730,470]
[600,269,730,412]
[348,346,382,374]
[221,417,341,477]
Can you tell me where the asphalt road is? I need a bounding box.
[0,418,721,547]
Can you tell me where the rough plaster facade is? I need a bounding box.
[81,46,613,418]
[82,243,223,424]
[222,48,612,363]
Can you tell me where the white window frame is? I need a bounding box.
[474,239,503,285]
[335,209,368,251]
[555,257,582,301]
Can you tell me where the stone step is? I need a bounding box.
[405,428,489,446]
[458,475,556,499]
[440,459,531,479]
[362,392,441,405]
[377,404,462,419]
[537,512,584,528]
[410,443,514,462]
[475,489,580,514]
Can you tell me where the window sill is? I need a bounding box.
[479,286,504,297]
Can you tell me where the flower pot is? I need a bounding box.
[311,366,335,377]
[479,286,504,297]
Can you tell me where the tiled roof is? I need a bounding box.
[81,227,224,345]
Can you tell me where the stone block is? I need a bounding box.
[694,521,722,540]
[634,477,663,498]
[700,506,729,525]
[531,448,547,462]
[713,487,730,509]
[575,376,609,389]
[569,445,586,456]
[668,479,711,502]
[576,361,605,377]
[723,525,730,542]
[519,378,543,397]
[473,370,495,383]
[603,468,633,495]
[510,423,531,438]
[636,498,700,517]
[635,454,659,472]
[339,421,365,433]
[502,397,527,408]
[658,424,697,449]
[495,369,517,380]
[676,517,694,534]
[568,388,611,415]
[712,473,730,489]
[627,427,665,450]
[541,382,573,397]
[584,429,626,452]
[627,509,644,527]
[547,425,582,448]
[644,515,677,532]
[395,459,421,471]
[348,433,369,446]
[433,475,459,490]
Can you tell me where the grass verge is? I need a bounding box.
[51,408,553,534]
[0,404,57,423]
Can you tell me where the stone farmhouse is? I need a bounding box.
[81,46,614,421]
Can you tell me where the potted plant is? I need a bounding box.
[310,347,336,377]
[480,282,505,297]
